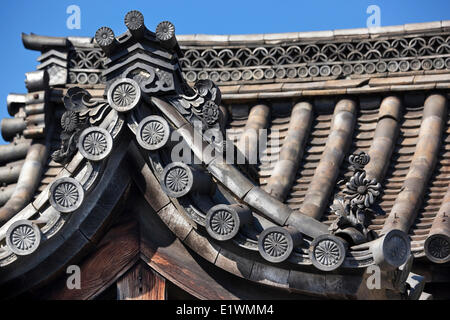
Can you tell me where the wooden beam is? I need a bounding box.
[46,220,140,300]
[117,262,166,300]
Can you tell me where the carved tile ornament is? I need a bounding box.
[77,127,113,161]
[49,177,84,213]
[168,79,224,150]
[425,235,450,263]
[67,32,450,85]
[136,115,170,150]
[52,87,109,164]
[329,151,382,238]
[6,220,41,256]
[107,78,142,112]
[179,35,450,82]
[257,227,294,263]
[310,234,346,271]
[170,79,222,126]
[160,162,194,198]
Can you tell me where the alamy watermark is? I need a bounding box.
[366,5,381,29]
[366,265,381,290]
[66,5,81,30]
[66,264,81,289]
[169,120,280,165]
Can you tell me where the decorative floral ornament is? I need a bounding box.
[113,82,137,107]
[202,101,220,125]
[107,78,142,112]
[124,10,144,30]
[6,220,41,256]
[344,170,381,209]
[156,21,175,41]
[95,27,115,47]
[61,111,79,132]
[53,86,109,164]
[194,79,221,106]
[263,231,289,257]
[348,151,370,171]
[63,87,92,112]
[329,151,383,238]
[209,210,235,236]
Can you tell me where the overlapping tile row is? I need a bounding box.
[34,117,65,196]
[224,93,449,262]
[264,102,313,201]
[413,113,450,261]
[321,104,380,226]
[0,70,50,224]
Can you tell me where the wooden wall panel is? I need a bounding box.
[47,220,139,300]
[117,262,166,300]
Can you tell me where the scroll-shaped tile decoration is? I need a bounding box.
[257,226,302,263]
[205,204,252,241]
[107,78,142,112]
[168,79,224,150]
[78,127,113,161]
[309,234,347,271]
[329,151,382,239]
[52,87,110,164]
[49,177,85,213]
[136,115,170,150]
[6,220,41,256]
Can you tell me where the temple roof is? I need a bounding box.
[0,13,449,300]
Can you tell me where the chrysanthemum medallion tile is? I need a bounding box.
[6,220,41,256]
[310,234,346,271]
[136,115,170,151]
[78,127,113,161]
[206,204,240,241]
[161,162,194,198]
[107,78,142,112]
[49,177,85,213]
[258,227,294,263]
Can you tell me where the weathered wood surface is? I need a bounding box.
[117,262,166,300]
[47,220,139,300]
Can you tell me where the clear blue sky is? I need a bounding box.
[1,0,449,144]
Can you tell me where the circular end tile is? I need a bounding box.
[95,27,115,47]
[206,204,241,241]
[258,226,294,263]
[6,220,41,256]
[136,115,170,150]
[310,234,346,271]
[107,78,142,112]
[49,177,84,213]
[78,126,113,161]
[161,162,194,198]
[425,234,450,264]
[124,10,144,31]
[382,229,410,268]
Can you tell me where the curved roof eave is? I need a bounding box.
[21,20,450,51]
